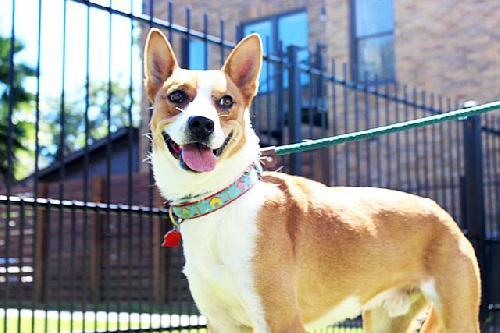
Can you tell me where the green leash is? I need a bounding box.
[260,101,500,156]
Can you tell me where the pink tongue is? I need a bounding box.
[181,144,217,172]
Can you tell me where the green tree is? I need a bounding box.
[42,81,135,163]
[0,36,35,188]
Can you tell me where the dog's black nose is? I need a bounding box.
[188,116,214,141]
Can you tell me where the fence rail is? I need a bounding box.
[0,0,499,332]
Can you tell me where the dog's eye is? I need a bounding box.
[168,90,187,104]
[219,95,233,110]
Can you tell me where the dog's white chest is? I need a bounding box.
[180,182,272,328]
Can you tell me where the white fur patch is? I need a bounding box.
[164,71,225,150]
[181,181,278,332]
[306,288,417,329]
[305,297,362,330]
[364,288,412,318]
[421,278,441,308]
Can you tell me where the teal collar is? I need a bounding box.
[169,164,261,221]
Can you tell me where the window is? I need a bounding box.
[240,10,309,92]
[352,0,395,82]
[182,39,208,70]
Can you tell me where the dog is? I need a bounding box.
[144,28,481,332]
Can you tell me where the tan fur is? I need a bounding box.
[253,173,480,332]
[144,30,481,332]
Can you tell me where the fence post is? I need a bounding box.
[314,44,331,185]
[33,184,48,303]
[287,45,302,175]
[462,108,488,320]
[89,176,104,304]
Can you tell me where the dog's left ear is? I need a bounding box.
[222,34,262,101]
[144,28,178,103]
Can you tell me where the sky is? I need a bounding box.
[0,0,144,171]
[0,0,143,115]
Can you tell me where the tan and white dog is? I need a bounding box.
[144,28,481,333]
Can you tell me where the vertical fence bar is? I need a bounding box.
[331,59,339,185]
[354,77,360,186]
[421,91,430,197]
[317,49,329,185]
[394,83,401,188]
[384,82,390,188]
[342,63,350,185]
[32,0,43,332]
[438,96,448,210]
[413,87,420,195]
[287,45,302,175]
[403,84,411,191]
[105,2,114,329]
[168,1,173,41]
[82,2,91,331]
[374,75,382,187]
[219,20,225,65]
[33,187,48,306]
[203,14,208,70]
[15,198,25,333]
[3,1,16,330]
[363,72,371,186]
[277,42,284,146]
[57,1,68,331]
[266,37,272,145]
[44,203,51,333]
[126,0,135,329]
[69,203,76,332]
[446,98,458,220]
[463,115,488,320]
[430,94,437,201]
[307,51,315,179]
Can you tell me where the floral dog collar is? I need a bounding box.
[162,164,261,247]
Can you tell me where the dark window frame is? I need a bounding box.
[237,8,307,53]
[237,8,310,93]
[349,0,396,83]
[182,38,209,70]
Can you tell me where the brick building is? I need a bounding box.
[142,0,499,103]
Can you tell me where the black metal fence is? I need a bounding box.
[0,0,499,332]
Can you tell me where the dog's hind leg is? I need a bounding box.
[419,307,442,333]
[363,292,428,333]
[419,275,480,333]
[421,231,481,332]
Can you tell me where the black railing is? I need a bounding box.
[0,0,499,332]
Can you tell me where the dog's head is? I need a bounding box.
[144,29,262,199]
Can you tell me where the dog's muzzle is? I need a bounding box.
[163,132,233,173]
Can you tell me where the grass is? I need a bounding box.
[0,309,363,333]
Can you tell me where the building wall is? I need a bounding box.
[143,0,499,102]
[394,0,499,103]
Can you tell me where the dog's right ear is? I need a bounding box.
[144,28,178,103]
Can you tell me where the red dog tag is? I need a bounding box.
[162,230,182,247]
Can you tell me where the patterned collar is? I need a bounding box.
[168,163,262,221]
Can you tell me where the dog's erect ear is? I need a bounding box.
[222,34,262,101]
[144,28,178,102]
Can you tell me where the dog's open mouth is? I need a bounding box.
[163,132,233,173]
